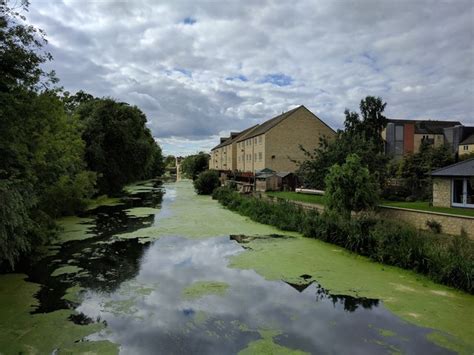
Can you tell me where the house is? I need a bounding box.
[382,119,462,157]
[255,171,281,192]
[431,158,474,209]
[209,125,259,171]
[459,133,474,157]
[234,105,335,173]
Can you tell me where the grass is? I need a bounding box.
[266,192,474,218]
[266,191,326,205]
[381,201,474,217]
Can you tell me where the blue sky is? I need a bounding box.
[28,0,474,155]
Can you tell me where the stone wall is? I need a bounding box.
[378,206,474,239]
[432,177,451,207]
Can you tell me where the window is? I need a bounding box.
[464,145,469,151]
[394,125,404,156]
[452,178,474,207]
[254,153,257,161]
[259,152,263,161]
[254,138,257,144]
[259,136,262,144]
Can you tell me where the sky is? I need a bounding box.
[27,0,474,156]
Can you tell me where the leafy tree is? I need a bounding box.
[164,155,176,167]
[297,96,389,190]
[193,170,220,195]
[180,152,210,180]
[394,141,454,200]
[325,154,379,219]
[77,98,163,194]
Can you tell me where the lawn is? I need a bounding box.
[266,191,474,218]
[380,201,474,217]
[266,191,326,205]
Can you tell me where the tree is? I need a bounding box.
[77,98,163,194]
[193,170,220,195]
[325,154,379,219]
[297,96,389,189]
[180,152,210,180]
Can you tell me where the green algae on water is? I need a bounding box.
[51,265,83,277]
[229,235,474,354]
[182,281,230,300]
[115,181,298,242]
[123,180,158,195]
[0,274,118,354]
[124,207,161,217]
[238,328,308,355]
[56,215,96,243]
[86,195,124,211]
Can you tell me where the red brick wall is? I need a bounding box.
[404,123,415,154]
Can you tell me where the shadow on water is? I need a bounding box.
[10,181,455,354]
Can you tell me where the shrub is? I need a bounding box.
[193,170,220,195]
[426,219,442,234]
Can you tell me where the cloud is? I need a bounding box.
[26,0,474,155]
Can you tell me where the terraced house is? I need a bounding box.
[210,105,336,173]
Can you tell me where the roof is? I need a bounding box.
[387,119,462,135]
[276,171,293,178]
[460,133,474,145]
[237,106,302,142]
[431,158,474,177]
[211,125,259,151]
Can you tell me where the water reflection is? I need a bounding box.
[76,236,450,355]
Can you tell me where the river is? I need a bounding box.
[0,180,473,354]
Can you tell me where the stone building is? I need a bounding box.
[234,105,335,173]
[431,158,474,208]
[459,133,474,157]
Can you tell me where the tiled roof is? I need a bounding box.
[431,158,474,177]
[211,125,259,151]
[460,133,474,145]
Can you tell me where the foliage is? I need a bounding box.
[325,154,379,219]
[426,220,442,234]
[389,141,454,200]
[164,155,176,167]
[0,0,57,91]
[297,96,389,189]
[180,152,210,180]
[213,188,473,293]
[193,170,220,195]
[76,98,164,194]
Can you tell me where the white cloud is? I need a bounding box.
[27,0,474,155]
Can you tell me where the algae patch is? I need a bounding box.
[51,265,83,277]
[0,274,117,354]
[229,234,474,353]
[56,216,96,243]
[238,328,308,355]
[182,281,229,300]
[124,207,161,217]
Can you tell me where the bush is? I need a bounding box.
[426,220,442,234]
[193,170,220,195]
[213,187,473,293]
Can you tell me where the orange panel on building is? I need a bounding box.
[403,123,415,154]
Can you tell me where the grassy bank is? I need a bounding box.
[268,192,474,218]
[266,191,326,205]
[213,187,473,293]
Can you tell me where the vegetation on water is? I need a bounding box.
[182,281,229,300]
[194,170,220,195]
[213,186,474,293]
[0,2,163,269]
[180,152,210,179]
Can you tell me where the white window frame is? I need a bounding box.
[451,178,474,208]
